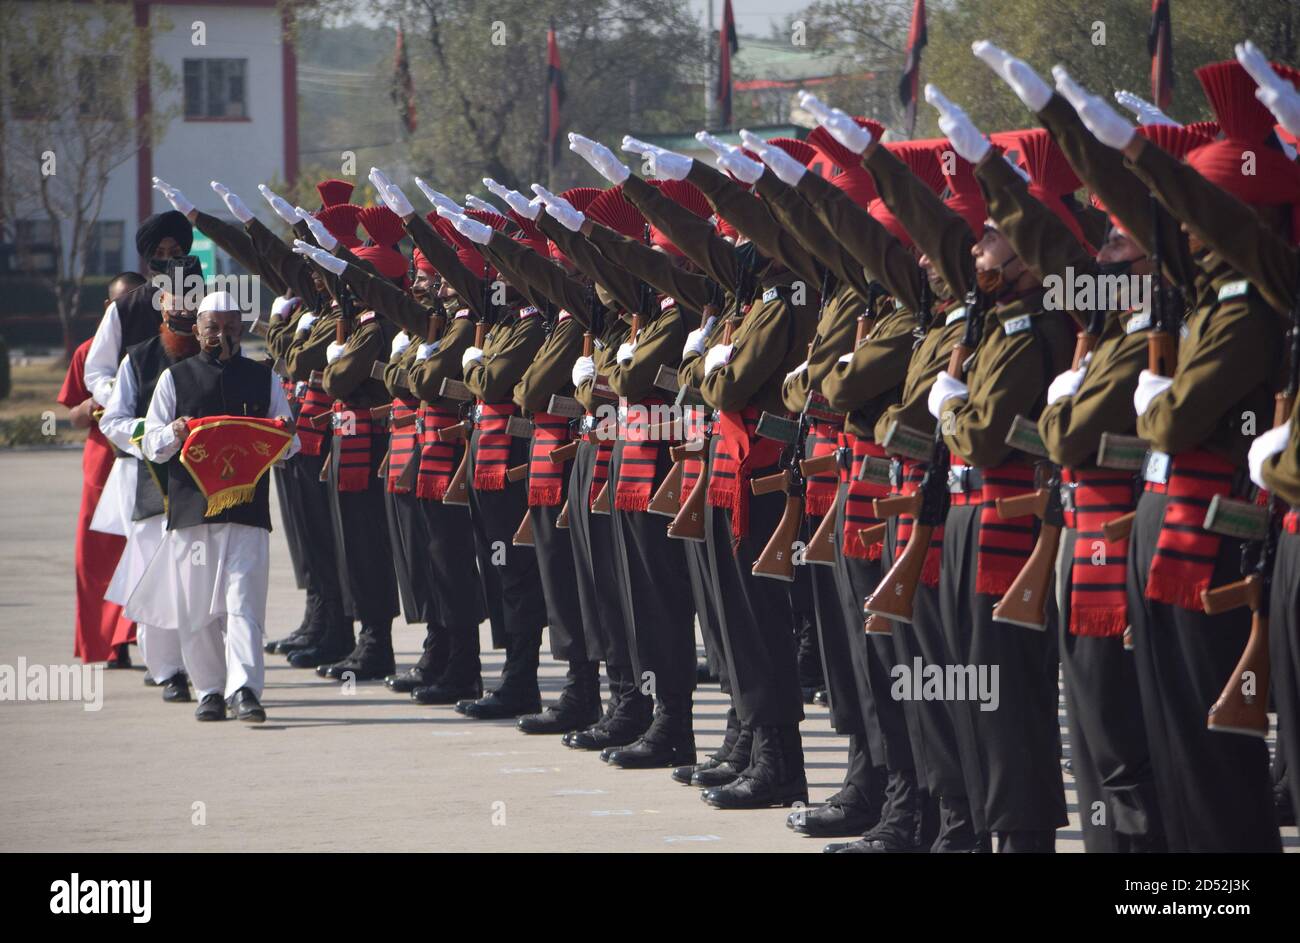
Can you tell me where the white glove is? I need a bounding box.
[300,211,338,251]
[438,207,492,245]
[798,92,873,154]
[1114,90,1179,127]
[622,136,692,181]
[295,312,319,334]
[704,343,733,376]
[292,239,347,276]
[927,370,969,420]
[1238,40,1300,138]
[416,342,437,361]
[391,331,412,360]
[785,360,809,381]
[1052,67,1136,150]
[464,194,496,215]
[325,342,346,364]
[616,342,636,365]
[836,352,854,364]
[211,181,253,223]
[682,326,709,360]
[925,85,990,164]
[270,295,300,319]
[484,178,542,219]
[258,184,301,224]
[1248,423,1291,490]
[696,131,764,184]
[1133,369,1173,416]
[532,183,585,232]
[369,168,414,218]
[569,133,631,185]
[152,177,194,216]
[740,129,806,186]
[1046,365,1086,405]
[461,346,485,370]
[414,177,462,215]
[571,355,596,387]
[971,41,1052,112]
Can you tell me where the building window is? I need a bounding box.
[85,221,124,276]
[77,55,123,120]
[184,59,248,119]
[11,220,60,275]
[9,59,55,120]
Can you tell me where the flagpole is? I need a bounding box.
[704,0,714,128]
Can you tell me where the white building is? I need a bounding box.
[3,0,298,282]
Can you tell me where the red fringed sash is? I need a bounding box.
[894,460,944,588]
[294,373,331,456]
[473,401,517,491]
[1062,468,1133,637]
[416,403,459,500]
[529,411,570,507]
[1145,449,1237,612]
[841,434,889,561]
[615,399,670,512]
[385,396,421,494]
[708,405,786,543]
[333,402,374,493]
[968,459,1038,596]
[678,407,712,507]
[805,418,841,517]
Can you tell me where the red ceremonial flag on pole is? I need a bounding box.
[717,0,739,129]
[545,24,565,183]
[898,0,927,137]
[391,24,417,134]
[1148,0,1174,109]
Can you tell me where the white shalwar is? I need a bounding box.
[85,302,133,538]
[99,356,184,684]
[127,362,299,699]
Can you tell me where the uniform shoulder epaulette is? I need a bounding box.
[944,305,967,326]
[1216,279,1250,303]
[1002,313,1034,335]
[358,310,377,325]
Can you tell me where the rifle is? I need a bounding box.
[864,288,986,625]
[441,275,491,507]
[990,418,1060,631]
[512,508,536,546]
[1201,295,1299,737]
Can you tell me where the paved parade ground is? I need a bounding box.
[2,448,1293,853]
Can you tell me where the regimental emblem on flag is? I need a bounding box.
[180,416,294,517]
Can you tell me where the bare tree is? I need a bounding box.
[0,1,177,358]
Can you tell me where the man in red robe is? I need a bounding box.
[59,272,147,665]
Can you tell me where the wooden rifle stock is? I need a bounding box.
[1147,330,1178,378]
[506,463,529,483]
[555,499,570,529]
[590,481,611,515]
[1204,575,1269,738]
[802,508,839,566]
[995,489,1049,520]
[751,494,804,582]
[799,452,838,478]
[437,420,471,443]
[648,457,685,517]
[549,440,580,464]
[442,447,471,506]
[668,461,709,541]
[991,522,1060,631]
[473,321,487,347]
[512,509,535,546]
[1101,511,1135,543]
[750,469,791,496]
[863,523,933,625]
[874,493,921,518]
[857,523,888,549]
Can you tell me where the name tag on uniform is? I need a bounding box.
[1125,310,1152,334]
[520,306,540,318]
[762,287,780,303]
[1217,279,1249,302]
[1142,449,1171,485]
[454,308,470,319]
[660,296,676,311]
[358,311,377,325]
[945,305,967,325]
[1002,314,1032,335]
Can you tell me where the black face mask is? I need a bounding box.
[167,313,198,336]
[149,253,201,276]
[733,241,764,280]
[1096,259,1134,278]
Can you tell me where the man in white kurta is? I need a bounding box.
[130,292,299,722]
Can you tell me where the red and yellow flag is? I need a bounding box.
[180,416,293,517]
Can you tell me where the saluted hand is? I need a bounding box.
[1113,90,1179,127]
[414,178,463,215]
[292,239,347,276]
[740,129,805,186]
[532,183,585,232]
[211,181,253,223]
[437,207,492,245]
[153,177,195,218]
[971,41,1052,112]
[370,168,415,218]
[485,178,542,219]
[298,211,338,252]
[1237,40,1300,138]
[621,136,692,181]
[1052,67,1136,150]
[798,92,873,154]
[569,133,631,185]
[463,195,497,215]
[258,184,302,224]
[925,85,991,164]
[695,131,763,184]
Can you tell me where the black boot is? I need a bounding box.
[386,625,449,692]
[575,668,650,753]
[796,614,822,703]
[517,660,602,734]
[412,623,482,704]
[702,724,808,809]
[691,725,753,787]
[673,707,741,785]
[106,643,132,669]
[788,737,882,836]
[604,696,696,769]
[822,768,922,852]
[287,615,354,669]
[265,604,311,654]
[564,664,623,747]
[320,623,396,681]
[458,629,541,719]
